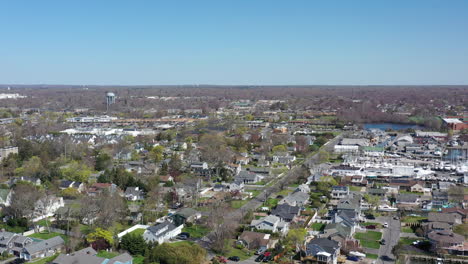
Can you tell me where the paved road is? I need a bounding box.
[376,215,400,264]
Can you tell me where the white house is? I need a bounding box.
[33,196,64,221]
[143,221,183,244]
[250,215,289,235]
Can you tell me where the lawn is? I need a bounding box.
[249,189,262,198]
[182,225,210,238]
[28,232,69,243]
[401,226,414,233]
[96,250,120,259]
[35,219,53,227]
[226,240,252,261]
[263,198,279,208]
[28,253,59,264]
[276,189,292,197]
[311,223,326,231]
[401,216,427,224]
[231,200,248,209]
[133,256,145,264]
[366,253,378,259]
[354,231,382,249]
[129,228,146,237]
[349,186,362,192]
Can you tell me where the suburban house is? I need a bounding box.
[52,246,133,264]
[33,196,65,221]
[143,221,183,244]
[427,230,465,254]
[441,208,468,223]
[250,215,289,235]
[21,236,65,261]
[396,193,421,208]
[331,186,349,199]
[212,181,244,193]
[7,176,41,187]
[0,189,12,206]
[336,194,361,215]
[234,170,264,184]
[159,175,174,183]
[302,238,340,264]
[58,180,85,192]
[279,191,309,207]
[271,204,301,222]
[124,187,145,201]
[410,183,425,193]
[295,184,311,193]
[236,231,277,250]
[428,212,463,226]
[272,154,296,165]
[322,223,353,244]
[0,231,34,256]
[171,208,201,226]
[190,162,211,178]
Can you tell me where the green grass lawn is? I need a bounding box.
[231,200,248,209]
[349,186,362,192]
[133,255,144,264]
[226,240,252,260]
[249,189,261,198]
[182,225,210,238]
[311,223,326,231]
[263,198,279,208]
[401,216,427,224]
[366,253,379,259]
[276,189,292,197]
[401,226,414,233]
[35,219,53,227]
[129,228,146,237]
[28,232,69,243]
[96,250,120,259]
[354,231,382,249]
[28,253,59,264]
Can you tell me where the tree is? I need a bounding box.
[120,233,147,255]
[199,133,233,177]
[86,228,114,249]
[363,194,380,208]
[272,145,287,153]
[146,242,206,264]
[149,146,164,163]
[9,183,45,219]
[60,187,81,199]
[60,161,93,182]
[283,228,307,251]
[14,156,45,179]
[95,152,112,171]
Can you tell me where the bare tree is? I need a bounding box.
[9,183,45,219]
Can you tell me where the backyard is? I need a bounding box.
[354,231,382,249]
[182,225,210,238]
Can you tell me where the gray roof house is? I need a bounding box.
[271,204,301,222]
[124,187,145,201]
[279,191,309,207]
[250,215,289,235]
[0,231,34,256]
[21,236,65,261]
[52,247,133,264]
[303,238,340,264]
[234,170,264,184]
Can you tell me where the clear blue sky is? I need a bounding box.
[1,0,468,85]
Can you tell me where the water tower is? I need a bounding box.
[106,92,116,111]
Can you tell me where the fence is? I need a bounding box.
[117,224,149,238]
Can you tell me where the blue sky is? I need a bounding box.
[1,0,468,85]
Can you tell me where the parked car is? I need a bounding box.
[176,234,189,240]
[262,255,272,262]
[347,256,360,261]
[228,256,240,262]
[383,222,389,228]
[380,239,386,245]
[366,225,376,229]
[381,255,393,261]
[255,254,265,262]
[366,214,376,220]
[212,256,227,263]
[256,246,267,255]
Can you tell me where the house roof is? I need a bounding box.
[147,221,179,237]
[176,208,199,219]
[397,193,420,203]
[281,191,309,205]
[24,236,64,255]
[0,189,10,201]
[428,212,458,224]
[428,230,464,245]
[305,238,340,257]
[271,204,300,221]
[238,231,270,246]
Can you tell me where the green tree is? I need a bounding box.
[14,156,45,178]
[120,233,147,255]
[283,228,307,251]
[60,161,93,182]
[272,145,287,153]
[95,152,112,171]
[149,146,164,163]
[146,242,206,264]
[86,228,114,245]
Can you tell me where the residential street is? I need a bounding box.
[376,216,400,264]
